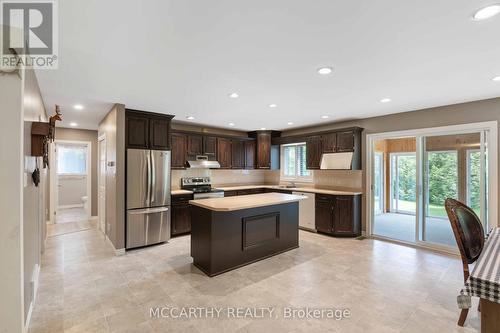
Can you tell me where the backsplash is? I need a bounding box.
[171,169,280,189]
[172,168,362,191]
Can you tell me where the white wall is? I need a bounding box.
[57,175,87,207]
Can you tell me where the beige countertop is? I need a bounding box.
[189,193,306,211]
[171,189,193,195]
[213,184,363,195]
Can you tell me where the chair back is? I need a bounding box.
[445,198,485,280]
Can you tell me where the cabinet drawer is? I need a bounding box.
[171,194,193,203]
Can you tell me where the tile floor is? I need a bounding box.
[56,207,89,224]
[29,226,480,333]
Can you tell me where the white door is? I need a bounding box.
[98,137,107,235]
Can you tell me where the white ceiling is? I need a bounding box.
[36,0,500,131]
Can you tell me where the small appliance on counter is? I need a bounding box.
[181,177,224,199]
[126,149,171,249]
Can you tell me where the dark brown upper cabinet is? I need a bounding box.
[336,130,355,152]
[244,140,256,169]
[231,139,245,169]
[186,135,203,156]
[203,136,217,159]
[171,133,187,169]
[248,130,280,169]
[126,114,149,149]
[125,110,173,150]
[321,132,337,153]
[306,136,322,170]
[217,137,232,169]
[149,116,171,150]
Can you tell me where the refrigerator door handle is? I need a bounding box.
[151,151,155,204]
[128,207,169,215]
[146,151,152,206]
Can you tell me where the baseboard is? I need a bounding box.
[58,204,84,209]
[24,264,40,332]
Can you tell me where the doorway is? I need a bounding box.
[49,140,92,227]
[367,122,498,252]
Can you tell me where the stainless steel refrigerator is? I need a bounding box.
[126,149,171,249]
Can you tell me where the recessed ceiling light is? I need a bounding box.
[268,104,278,108]
[317,67,333,75]
[493,75,500,82]
[73,104,84,110]
[380,98,392,103]
[186,116,195,120]
[70,122,78,127]
[260,127,267,130]
[321,115,329,119]
[287,122,294,125]
[228,122,235,126]
[228,92,239,98]
[472,4,500,21]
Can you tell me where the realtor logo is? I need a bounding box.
[1,0,58,69]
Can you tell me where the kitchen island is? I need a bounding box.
[189,193,305,276]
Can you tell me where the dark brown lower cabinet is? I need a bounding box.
[171,194,192,236]
[315,194,361,237]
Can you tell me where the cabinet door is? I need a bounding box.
[231,139,245,169]
[217,138,232,169]
[321,133,337,153]
[126,114,149,149]
[171,133,187,169]
[306,136,322,169]
[244,140,256,169]
[336,130,355,152]
[256,132,271,169]
[203,136,217,158]
[149,116,171,150]
[187,135,203,156]
[171,203,191,236]
[333,196,355,235]
[315,199,333,233]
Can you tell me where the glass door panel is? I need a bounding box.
[391,154,417,214]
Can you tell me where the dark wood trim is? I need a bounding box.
[272,126,363,145]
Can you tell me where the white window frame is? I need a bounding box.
[280,142,313,182]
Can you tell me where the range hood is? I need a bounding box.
[320,152,353,170]
[187,155,221,169]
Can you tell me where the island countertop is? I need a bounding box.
[189,192,306,212]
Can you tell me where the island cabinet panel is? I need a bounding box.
[315,194,361,237]
[149,116,171,150]
[306,136,322,169]
[171,133,187,169]
[244,140,256,169]
[186,135,203,156]
[217,138,232,168]
[231,139,245,169]
[203,136,217,159]
[190,202,299,276]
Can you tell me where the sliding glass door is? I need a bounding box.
[370,127,492,251]
[390,153,417,214]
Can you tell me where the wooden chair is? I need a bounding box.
[444,198,485,327]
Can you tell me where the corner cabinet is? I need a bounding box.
[315,194,361,237]
[125,109,174,150]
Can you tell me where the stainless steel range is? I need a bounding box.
[181,177,224,199]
